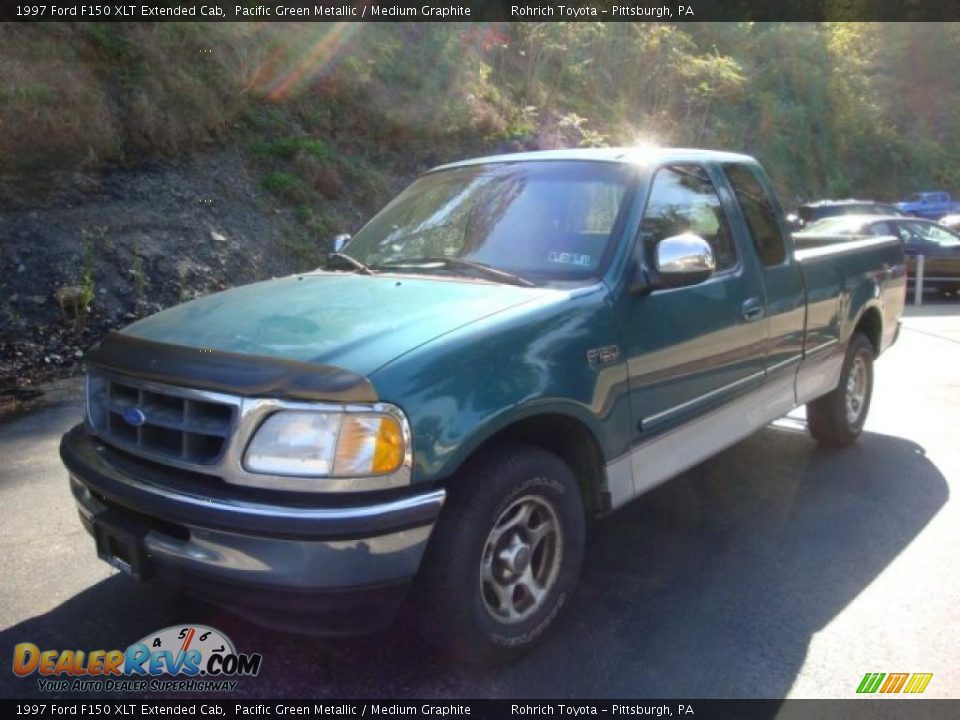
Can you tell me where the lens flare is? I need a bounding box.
[264,23,359,101]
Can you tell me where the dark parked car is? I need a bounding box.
[789,200,903,230]
[796,215,960,295]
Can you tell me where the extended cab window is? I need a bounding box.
[722,163,787,265]
[640,164,737,271]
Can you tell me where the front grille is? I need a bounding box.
[87,372,237,467]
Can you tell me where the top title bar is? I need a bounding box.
[4,0,960,22]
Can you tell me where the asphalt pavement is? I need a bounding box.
[1,299,957,700]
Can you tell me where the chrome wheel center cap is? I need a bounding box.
[498,534,532,575]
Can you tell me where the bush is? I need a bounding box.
[261,171,310,202]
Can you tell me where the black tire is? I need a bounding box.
[806,333,874,447]
[415,443,585,665]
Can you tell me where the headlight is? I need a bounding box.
[244,409,406,478]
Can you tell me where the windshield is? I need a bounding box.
[342,161,635,283]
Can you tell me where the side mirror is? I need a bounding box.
[331,233,351,253]
[653,233,716,288]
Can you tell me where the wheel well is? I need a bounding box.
[854,307,882,356]
[464,414,608,517]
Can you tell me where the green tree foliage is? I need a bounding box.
[2,22,959,204]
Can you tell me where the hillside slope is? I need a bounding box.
[1,149,318,402]
[2,21,959,407]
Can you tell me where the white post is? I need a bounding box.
[914,254,925,306]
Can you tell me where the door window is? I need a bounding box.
[640,164,737,271]
[906,221,960,248]
[868,222,893,237]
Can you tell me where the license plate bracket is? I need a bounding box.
[92,509,152,580]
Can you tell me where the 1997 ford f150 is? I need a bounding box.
[61,148,906,662]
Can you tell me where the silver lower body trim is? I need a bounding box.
[642,370,766,428]
[604,454,634,511]
[795,345,845,406]
[605,345,847,511]
[605,372,796,510]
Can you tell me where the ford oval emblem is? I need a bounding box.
[122,407,147,427]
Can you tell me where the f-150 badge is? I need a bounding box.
[587,345,620,367]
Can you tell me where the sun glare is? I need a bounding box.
[265,23,360,101]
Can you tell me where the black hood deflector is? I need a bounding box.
[85,332,378,403]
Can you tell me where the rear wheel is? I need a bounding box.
[807,333,874,447]
[415,444,585,664]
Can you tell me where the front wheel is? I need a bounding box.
[806,333,874,447]
[415,444,585,665]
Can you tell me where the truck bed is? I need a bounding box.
[794,235,906,401]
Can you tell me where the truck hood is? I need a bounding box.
[120,272,551,376]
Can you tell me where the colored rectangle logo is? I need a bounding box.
[857,672,932,694]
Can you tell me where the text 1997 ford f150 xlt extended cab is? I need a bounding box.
[61,148,906,662]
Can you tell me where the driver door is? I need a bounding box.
[618,163,768,441]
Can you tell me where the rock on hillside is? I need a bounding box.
[0,148,340,409]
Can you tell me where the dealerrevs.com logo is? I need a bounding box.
[13,625,262,693]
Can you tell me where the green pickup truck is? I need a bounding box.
[61,148,906,662]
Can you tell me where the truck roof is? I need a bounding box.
[431,147,757,172]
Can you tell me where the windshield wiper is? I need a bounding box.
[327,252,376,275]
[376,257,536,288]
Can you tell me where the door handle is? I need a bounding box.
[742,298,764,322]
